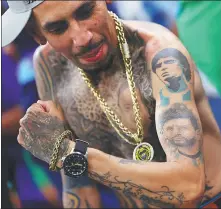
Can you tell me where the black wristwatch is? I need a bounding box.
[62,139,89,178]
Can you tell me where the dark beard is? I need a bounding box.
[165,76,181,92]
[83,54,115,86]
[170,137,196,148]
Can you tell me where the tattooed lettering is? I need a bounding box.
[63,175,102,208]
[89,171,188,208]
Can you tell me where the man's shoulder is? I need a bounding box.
[124,20,181,63]
[123,20,177,43]
[33,43,52,62]
[33,43,68,68]
[124,20,166,31]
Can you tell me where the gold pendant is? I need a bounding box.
[133,143,154,162]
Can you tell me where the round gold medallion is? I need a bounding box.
[133,143,154,162]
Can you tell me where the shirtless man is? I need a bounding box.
[2,1,221,208]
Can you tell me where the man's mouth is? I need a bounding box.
[174,137,184,142]
[78,43,104,63]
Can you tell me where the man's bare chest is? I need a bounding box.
[54,65,165,161]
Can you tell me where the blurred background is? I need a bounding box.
[1,1,221,208]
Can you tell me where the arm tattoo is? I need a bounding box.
[64,192,81,208]
[201,179,214,204]
[116,191,140,208]
[36,62,52,100]
[89,171,187,208]
[159,103,203,166]
[152,48,192,106]
[35,49,63,106]
[85,200,92,209]
[36,52,55,101]
[63,175,102,208]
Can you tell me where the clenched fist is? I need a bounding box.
[18,100,72,164]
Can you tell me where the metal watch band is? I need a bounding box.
[74,139,89,155]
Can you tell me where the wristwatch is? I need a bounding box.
[62,139,89,178]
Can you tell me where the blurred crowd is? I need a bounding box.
[2,1,221,208]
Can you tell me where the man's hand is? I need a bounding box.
[18,100,71,164]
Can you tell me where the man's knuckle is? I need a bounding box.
[26,107,31,113]
[17,134,23,144]
[19,117,26,126]
[27,105,35,112]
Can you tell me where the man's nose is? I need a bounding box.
[173,126,181,135]
[69,21,93,48]
[74,31,93,48]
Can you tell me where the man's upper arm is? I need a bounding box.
[33,45,55,101]
[146,28,204,170]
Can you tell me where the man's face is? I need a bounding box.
[33,1,117,71]
[163,118,196,147]
[155,57,183,88]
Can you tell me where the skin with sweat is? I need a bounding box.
[18,1,221,208]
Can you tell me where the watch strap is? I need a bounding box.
[74,139,89,155]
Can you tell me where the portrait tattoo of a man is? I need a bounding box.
[160,103,203,166]
[152,48,192,106]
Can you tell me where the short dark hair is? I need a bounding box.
[152,48,191,81]
[160,103,199,130]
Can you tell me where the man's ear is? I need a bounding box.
[28,29,47,45]
[33,34,47,45]
[25,16,47,45]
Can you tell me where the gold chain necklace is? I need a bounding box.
[78,12,154,161]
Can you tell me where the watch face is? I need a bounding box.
[63,153,88,178]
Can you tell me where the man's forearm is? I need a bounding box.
[85,147,204,208]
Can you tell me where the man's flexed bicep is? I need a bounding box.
[147,36,205,181]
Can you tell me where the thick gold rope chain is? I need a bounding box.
[78,12,144,145]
